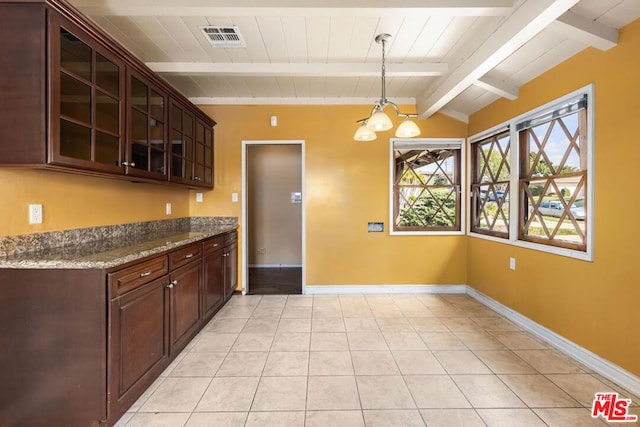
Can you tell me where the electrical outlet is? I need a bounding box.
[231,193,239,203]
[257,248,266,255]
[509,257,516,270]
[165,202,172,215]
[29,204,43,224]
[195,192,203,203]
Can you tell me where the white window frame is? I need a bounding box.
[390,137,466,236]
[467,84,594,261]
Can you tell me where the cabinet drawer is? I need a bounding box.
[169,243,202,270]
[109,256,169,297]
[203,236,224,254]
[224,231,237,245]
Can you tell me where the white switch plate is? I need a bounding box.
[509,257,516,270]
[195,192,203,203]
[166,202,172,215]
[29,204,43,224]
[231,193,238,203]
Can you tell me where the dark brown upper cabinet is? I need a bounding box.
[126,70,169,180]
[49,13,126,174]
[169,100,215,188]
[0,0,215,189]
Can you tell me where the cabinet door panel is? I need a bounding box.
[203,248,224,320]
[110,276,168,405]
[96,91,119,134]
[60,120,91,160]
[59,27,92,80]
[96,52,119,96]
[224,241,238,300]
[95,132,120,166]
[60,73,91,123]
[169,262,201,354]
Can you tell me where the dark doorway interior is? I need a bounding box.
[248,267,302,295]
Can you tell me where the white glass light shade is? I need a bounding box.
[395,118,421,138]
[366,110,393,131]
[353,124,377,141]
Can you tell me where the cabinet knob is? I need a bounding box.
[122,161,136,167]
[166,283,173,289]
[171,279,178,286]
[194,176,201,181]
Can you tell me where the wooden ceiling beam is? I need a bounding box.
[146,62,447,77]
[71,0,514,17]
[416,0,579,118]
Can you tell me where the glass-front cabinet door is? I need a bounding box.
[195,118,214,187]
[126,70,168,179]
[169,101,196,185]
[49,14,125,174]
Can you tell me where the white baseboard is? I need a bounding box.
[248,264,303,268]
[466,287,640,397]
[304,284,468,295]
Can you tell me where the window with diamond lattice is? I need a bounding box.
[392,140,462,232]
[519,97,588,251]
[471,130,510,237]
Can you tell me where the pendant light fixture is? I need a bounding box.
[353,33,420,141]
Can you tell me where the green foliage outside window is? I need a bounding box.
[398,189,456,227]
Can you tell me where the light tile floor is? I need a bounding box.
[114,294,639,427]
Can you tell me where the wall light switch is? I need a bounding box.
[509,257,516,270]
[231,193,238,203]
[29,204,43,224]
[166,202,172,215]
[195,192,203,203]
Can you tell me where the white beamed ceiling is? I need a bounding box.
[69,0,640,120]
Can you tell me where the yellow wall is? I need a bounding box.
[190,105,468,288]
[467,18,640,376]
[0,169,189,236]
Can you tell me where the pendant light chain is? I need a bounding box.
[380,35,387,106]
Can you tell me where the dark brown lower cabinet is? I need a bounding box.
[109,276,169,418]
[0,230,237,427]
[169,261,201,356]
[224,232,238,299]
[202,241,225,320]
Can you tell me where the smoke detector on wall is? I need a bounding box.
[199,25,246,48]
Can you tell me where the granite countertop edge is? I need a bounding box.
[0,224,238,270]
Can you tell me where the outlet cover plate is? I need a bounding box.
[367,222,384,232]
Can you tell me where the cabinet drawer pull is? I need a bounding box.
[139,270,152,277]
[213,243,219,247]
[184,253,194,259]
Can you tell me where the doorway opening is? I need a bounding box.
[242,140,305,295]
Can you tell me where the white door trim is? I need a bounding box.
[241,140,306,295]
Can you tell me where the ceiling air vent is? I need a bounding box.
[199,25,246,48]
